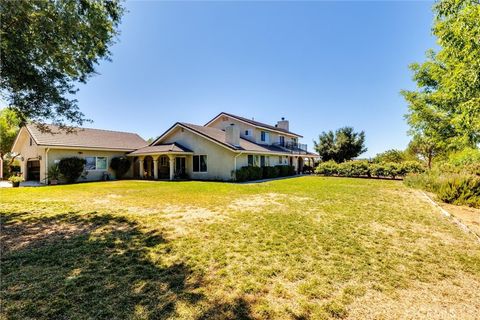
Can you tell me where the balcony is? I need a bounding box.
[273,141,308,154]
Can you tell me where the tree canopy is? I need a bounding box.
[0,0,124,128]
[314,127,367,163]
[0,108,21,159]
[401,0,480,151]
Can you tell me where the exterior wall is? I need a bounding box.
[13,128,46,181]
[160,127,237,181]
[207,116,297,146]
[46,149,131,182]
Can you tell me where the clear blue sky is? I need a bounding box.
[76,0,436,158]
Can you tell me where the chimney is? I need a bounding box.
[276,117,289,131]
[225,123,240,146]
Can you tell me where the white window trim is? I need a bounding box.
[193,154,208,173]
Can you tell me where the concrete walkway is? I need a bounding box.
[0,180,43,188]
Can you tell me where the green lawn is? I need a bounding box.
[1,177,479,319]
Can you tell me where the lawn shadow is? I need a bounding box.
[0,211,204,319]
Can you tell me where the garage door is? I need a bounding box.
[27,160,40,181]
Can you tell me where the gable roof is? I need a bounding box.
[19,124,147,151]
[205,112,303,138]
[129,143,193,155]
[152,122,311,155]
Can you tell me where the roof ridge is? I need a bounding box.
[27,122,144,137]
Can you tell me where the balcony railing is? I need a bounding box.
[273,141,308,153]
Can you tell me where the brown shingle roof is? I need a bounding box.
[129,143,192,155]
[178,122,297,154]
[206,112,303,137]
[26,124,147,150]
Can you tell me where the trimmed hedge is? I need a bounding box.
[315,160,425,179]
[235,165,295,182]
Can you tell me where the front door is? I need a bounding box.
[175,157,186,178]
[27,160,40,181]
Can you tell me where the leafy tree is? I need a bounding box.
[407,135,443,169]
[314,127,367,162]
[373,149,407,163]
[401,0,480,150]
[0,0,124,128]
[0,108,21,178]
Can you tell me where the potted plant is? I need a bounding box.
[8,175,24,188]
[48,164,61,185]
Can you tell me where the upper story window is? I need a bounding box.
[279,136,285,146]
[29,138,33,146]
[260,131,270,143]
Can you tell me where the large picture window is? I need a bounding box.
[85,156,108,170]
[193,155,207,172]
[248,155,254,166]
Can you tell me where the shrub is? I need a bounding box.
[235,166,263,182]
[110,156,131,179]
[436,174,480,207]
[262,166,280,179]
[58,157,86,183]
[399,161,425,176]
[382,162,401,179]
[47,164,61,181]
[448,148,480,166]
[370,163,385,178]
[315,160,339,176]
[8,175,24,183]
[337,160,370,177]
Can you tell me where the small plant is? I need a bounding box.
[110,156,131,179]
[58,157,86,183]
[47,164,61,184]
[8,175,24,187]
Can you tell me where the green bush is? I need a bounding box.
[262,166,280,179]
[275,165,295,177]
[58,157,86,183]
[448,148,480,166]
[110,156,131,179]
[315,160,339,176]
[404,171,480,208]
[399,161,425,175]
[370,163,385,178]
[337,160,370,177]
[235,166,263,182]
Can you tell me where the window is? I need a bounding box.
[29,138,33,146]
[279,136,285,146]
[85,156,107,170]
[85,157,96,170]
[261,131,266,142]
[96,157,107,170]
[245,130,249,136]
[248,155,254,166]
[160,156,168,166]
[193,155,207,172]
[260,156,265,167]
[266,156,270,166]
[278,156,283,164]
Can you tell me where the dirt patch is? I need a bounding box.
[228,193,311,212]
[347,272,480,319]
[439,203,480,237]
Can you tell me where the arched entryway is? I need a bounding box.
[297,157,304,174]
[143,156,154,179]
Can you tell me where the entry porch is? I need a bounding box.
[128,143,193,181]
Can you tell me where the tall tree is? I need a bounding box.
[314,127,367,162]
[0,0,124,128]
[407,134,443,169]
[0,108,21,178]
[401,0,480,150]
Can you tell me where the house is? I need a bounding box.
[11,112,316,183]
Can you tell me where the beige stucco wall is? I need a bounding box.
[234,154,293,170]
[46,148,132,182]
[161,127,238,181]
[12,128,46,181]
